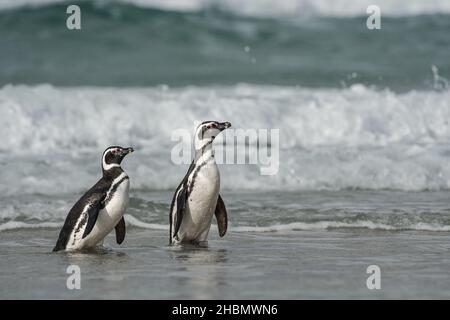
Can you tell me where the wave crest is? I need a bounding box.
[3,0,450,17]
[3,215,449,233]
[1,84,450,193]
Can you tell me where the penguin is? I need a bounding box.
[53,146,134,252]
[169,121,231,245]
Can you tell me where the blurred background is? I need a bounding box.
[1,0,449,89]
[1,0,450,193]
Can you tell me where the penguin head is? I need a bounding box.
[194,121,232,151]
[102,146,134,172]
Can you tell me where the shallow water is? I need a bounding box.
[2,229,450,299]
[1,191,450,299]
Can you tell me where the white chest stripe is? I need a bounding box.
[104,172,129,204]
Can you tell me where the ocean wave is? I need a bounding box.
[1,2,448,89]
[2,215,449,233]
[232,221,450,232]
[1,84,450,192]
[3,83,450,151]
[2,0,450,17]
[124,214,169,230]
[0,221,62,232]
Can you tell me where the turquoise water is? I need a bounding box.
[0,1,449,90]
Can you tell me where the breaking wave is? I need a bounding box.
[2,215,450,233]
[0,221,62,232]
[2,0,450,17]
[1,84,450,193]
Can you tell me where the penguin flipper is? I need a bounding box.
[170,161,196,244]
[82,195,106,239]
[115,216,126,244]
[215,194,228,237]
[173,186,187,239]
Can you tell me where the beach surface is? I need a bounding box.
[1,191,450,299]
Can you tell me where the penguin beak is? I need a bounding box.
[123,147,134,155]
[218,122,232,131]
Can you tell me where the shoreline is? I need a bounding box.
[1,228,449,299]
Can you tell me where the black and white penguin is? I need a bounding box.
[170,121,231,245]
[53,146,134,252]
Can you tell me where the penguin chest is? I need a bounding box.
[184,163,220,237]
[103,178,130,222]
[85,179,130,246]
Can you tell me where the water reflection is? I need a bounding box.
[168,246,229,299]
[56,246,129,270]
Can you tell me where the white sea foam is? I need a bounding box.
[124,214,169,230]
[63,215,450,233]
[1,0,450,17]
[232,221,450,232]
[0,221,62,232]
[172,220,450,233]
[1,84,450,193]
[3,216,448,233]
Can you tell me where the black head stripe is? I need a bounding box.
[104,151,115,165]
[199,121,219,128]
[102,146,126,170]
[198,121,219,138]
